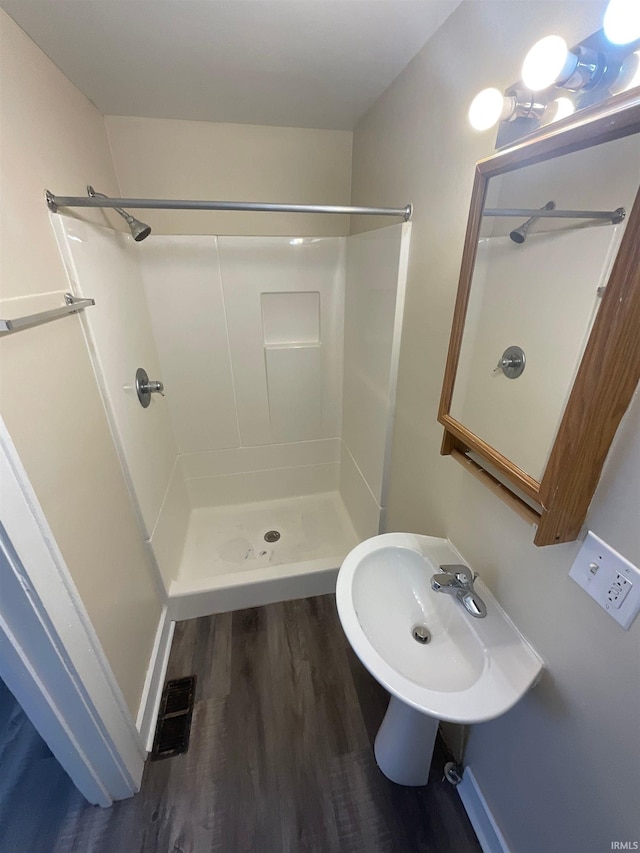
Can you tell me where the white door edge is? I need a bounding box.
[0,417,145,805]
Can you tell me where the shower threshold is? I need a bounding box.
[168,491,359,620]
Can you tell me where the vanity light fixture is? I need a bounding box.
[468,88,545,131]
[468,14,640,144]
[603,0,640,46]
[521,35,604,93]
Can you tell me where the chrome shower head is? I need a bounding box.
[121,212,152,242]
[509,223,529,244]
[509,200,555,244]
[87,185,152,242]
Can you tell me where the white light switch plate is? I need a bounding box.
[569,531,640,630]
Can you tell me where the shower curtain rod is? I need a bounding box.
[483,206,625,222]
[45,191,413,221]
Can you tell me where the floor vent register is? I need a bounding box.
[150,675,197,761]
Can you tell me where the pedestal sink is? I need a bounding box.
[336,533,543,785]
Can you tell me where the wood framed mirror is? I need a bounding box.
[439,90,640,546]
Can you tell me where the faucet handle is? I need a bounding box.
[439,564,476,585]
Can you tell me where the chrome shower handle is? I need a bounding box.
[493,356,512,373]
[135,367,165,407]
[493,346,526,379]
[144,380,165,396]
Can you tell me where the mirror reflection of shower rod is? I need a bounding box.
[483,203,625,245]
[483,206,625,222]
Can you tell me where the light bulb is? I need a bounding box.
[611,50,640,93]
[549,97,575,122]
[521,35,577,91]
[468,88,509,131]
[540,96,574,126]
[604,0,640,46]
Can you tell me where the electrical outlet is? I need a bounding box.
[569,531,640,630]
[607,573,631,609]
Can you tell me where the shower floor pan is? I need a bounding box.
[168,491,359,620]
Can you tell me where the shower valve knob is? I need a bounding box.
[146,380,165,396]
[493,346,526,380]
[135,367,165,407]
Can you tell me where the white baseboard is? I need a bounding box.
[135,606,175,752]
[457,767,511,853]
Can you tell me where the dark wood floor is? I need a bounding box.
[50,595,480,853]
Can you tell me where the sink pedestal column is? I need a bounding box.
[374,695,438,786]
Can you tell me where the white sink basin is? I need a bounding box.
[336,533,543,785]
[337,532,542,723]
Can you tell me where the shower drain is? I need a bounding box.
[264,530,281,543]
[411,624,431,644]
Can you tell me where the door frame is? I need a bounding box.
[0,417,145,806]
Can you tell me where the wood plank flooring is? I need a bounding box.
[50,595,481,853]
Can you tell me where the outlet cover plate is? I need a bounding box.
[569,531,640,630]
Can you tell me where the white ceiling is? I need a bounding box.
[0,0,462,130]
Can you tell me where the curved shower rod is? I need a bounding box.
[45,189,413,221]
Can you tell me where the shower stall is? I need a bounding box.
[50,193,411,620]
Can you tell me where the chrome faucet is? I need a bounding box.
[431,564,487,619]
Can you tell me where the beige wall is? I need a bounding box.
[0,10,161,715]
[105,116,353,236]
[352,2,640,851]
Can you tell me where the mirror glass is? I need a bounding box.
[449,132,640,481]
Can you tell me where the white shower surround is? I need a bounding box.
[51,216,410,619]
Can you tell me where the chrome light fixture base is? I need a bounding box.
[560,46,607,92]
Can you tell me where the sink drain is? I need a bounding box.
[264,530,281,543]
[411,624,431,644]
